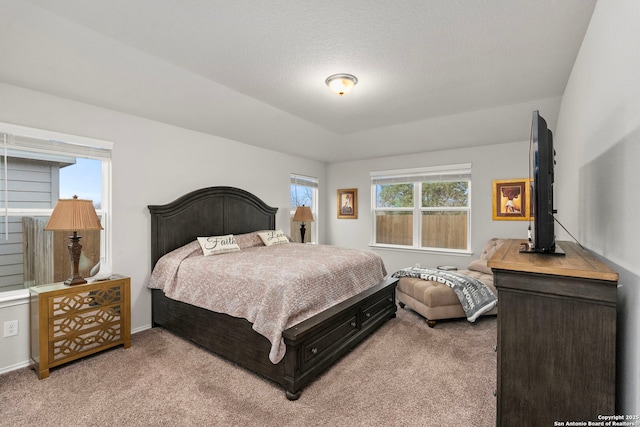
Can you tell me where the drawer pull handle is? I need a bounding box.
[311,347,318,355]
[365,312,371,318]
[350,321,356,328]
[388,297,393,302]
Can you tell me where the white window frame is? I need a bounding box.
[0,122,113,297]
[370,163,472,254]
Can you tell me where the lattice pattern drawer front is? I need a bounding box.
[50,323,122,363]
[51,304,122,338]
[49,285,123,317]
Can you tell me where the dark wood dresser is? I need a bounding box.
[488,239,618,426]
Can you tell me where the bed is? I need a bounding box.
[148,186,397,400]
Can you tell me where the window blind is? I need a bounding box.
[371,163,471,185]
[0,122,113,239]
[0,132,112,161]
[291,173,318,188]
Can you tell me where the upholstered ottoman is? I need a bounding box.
[396,238,505,327]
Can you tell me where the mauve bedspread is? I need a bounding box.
[148,240,387,363]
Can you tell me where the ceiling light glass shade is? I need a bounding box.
[325,73,358,96]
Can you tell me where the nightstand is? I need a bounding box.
[29,275,131,379]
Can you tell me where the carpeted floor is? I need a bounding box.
[0,308,497,427]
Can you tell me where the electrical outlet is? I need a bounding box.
[3,320,18,337]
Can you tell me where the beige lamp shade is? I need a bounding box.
[45,196,103,231]
[293,206,314,223]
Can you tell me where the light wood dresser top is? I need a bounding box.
[488,239,619,282]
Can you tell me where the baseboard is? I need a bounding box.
[0,359,31,375]
[131,324,152,334]
[0,325,152,376]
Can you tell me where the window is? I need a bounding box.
[290,174,318,243]
[371,164,471,252]
[0,122,112,293]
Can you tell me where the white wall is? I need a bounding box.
[0,296,29,372]
[326,141,530,274]
[554,0,640,414]
[0,82,326,372]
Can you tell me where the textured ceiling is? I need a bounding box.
[1,0,596,162]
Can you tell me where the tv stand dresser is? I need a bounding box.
[488,240,618,427]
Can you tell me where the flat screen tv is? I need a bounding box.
[525,110,563,255]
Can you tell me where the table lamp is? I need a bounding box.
[45,195,103,285]
[293,205,314,243]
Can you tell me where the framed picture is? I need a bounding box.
[492,179,531,220]
[337,188,358,219]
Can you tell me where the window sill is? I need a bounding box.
[369,243,473,257]
[0,289,29,308]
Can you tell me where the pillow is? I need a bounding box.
[258,230,289,246]
[197,234,240,256]
[467,259,492,275]
[478,238,507,260]
[467,238,507,274]
[234,231,266,249]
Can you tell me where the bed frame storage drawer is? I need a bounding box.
[362,289,395,327]
[301,312,359,371]
[282,277,398,398]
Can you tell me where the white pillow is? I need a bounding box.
[258,230,289,246]
[197,234,240,256]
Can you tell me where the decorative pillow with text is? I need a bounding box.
[197,234,241,256]
[258,230,289,246]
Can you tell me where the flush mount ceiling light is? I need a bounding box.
[325,73,358,96]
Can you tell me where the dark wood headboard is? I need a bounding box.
[148,186,278,268]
